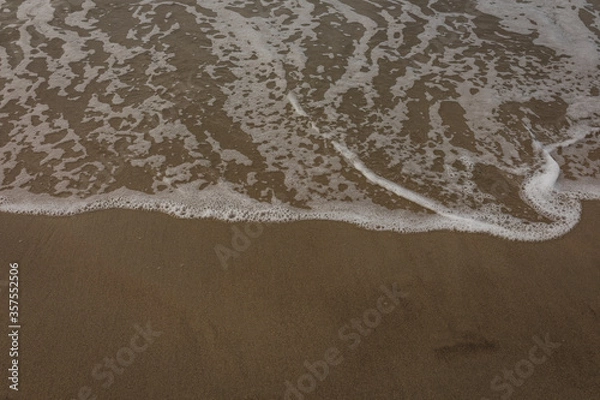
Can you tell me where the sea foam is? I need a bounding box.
[0,0,598,241]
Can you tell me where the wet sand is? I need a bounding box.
[0,202,599,399]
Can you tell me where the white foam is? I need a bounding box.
[287,92,308,117]
[332,140,440,213]
[0,0,598,241]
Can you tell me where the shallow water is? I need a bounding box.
[0,0,599,240]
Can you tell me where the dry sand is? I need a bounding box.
[0,202,598,399]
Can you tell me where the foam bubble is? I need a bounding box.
[0,0,598,241]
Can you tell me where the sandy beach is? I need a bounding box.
[0,202,598,399]
[1,1,599,399]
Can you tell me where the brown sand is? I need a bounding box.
[0,202,598,399]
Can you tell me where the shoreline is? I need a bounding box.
[0,201,598,399]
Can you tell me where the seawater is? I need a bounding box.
[0,0,599,241]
